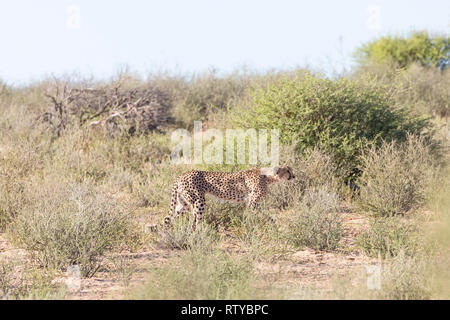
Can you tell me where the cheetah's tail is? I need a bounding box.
[164,183,178,227]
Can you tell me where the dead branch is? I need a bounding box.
[39,81,172,137]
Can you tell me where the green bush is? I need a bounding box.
[231,73,432,178]
[355,31,450,69]
[357,217,419,258]
[356,135,436,217]
[288,187,343,251]
[8,182,134,278]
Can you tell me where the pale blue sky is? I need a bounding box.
[0,0,448,84]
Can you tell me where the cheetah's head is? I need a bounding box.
[262,166,295,181]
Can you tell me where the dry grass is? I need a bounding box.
[0,258,65,300]
[127,249,256,300]
[0,64,448,299]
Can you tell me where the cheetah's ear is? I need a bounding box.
[273,166,280,174]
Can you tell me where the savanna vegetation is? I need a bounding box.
[0,30,449,300]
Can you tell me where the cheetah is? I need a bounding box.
[164,166,295,230]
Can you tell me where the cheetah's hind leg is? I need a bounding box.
[191,196,206,231]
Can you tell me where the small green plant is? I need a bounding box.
[357,135,437,217]
[288,187,343,251]
[109,255,138,288]
[356,216,419,259]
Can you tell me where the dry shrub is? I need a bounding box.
[357,134,437,217]
[8,181,135,277]
[133,161,187,209]
[350,62,450,118]
[396,64,450,118]
[353,61,450,118]
[158,215,219,251]
[0,173,26,231]
[356,216,420,259]
[109,255,138,288]
[424,166,450,299]
[229,209,287,260]
[287,187,343,251]
[0,132,51,230]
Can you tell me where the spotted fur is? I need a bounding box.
[164,166,295,230]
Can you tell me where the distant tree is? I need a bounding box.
[355,31,450,69]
